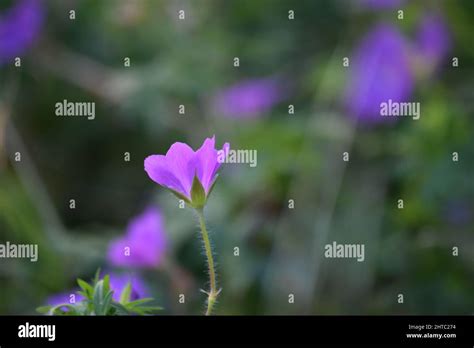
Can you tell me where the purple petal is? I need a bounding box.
[108,272,149,301]
[164,142,197,197]
[107,207,167,268]
[344,24,413,124]
[195,137,231,193]
[47,290,84,306]
[107,238,131,266]
[213,77,284,119]
[125,207,167,266]
[195,136,218,192]
[416,13,451,68]
[0,0,44,65]
[144,154,188,198]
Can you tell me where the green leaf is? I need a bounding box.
[190,174,206,208]
[110,302,131,315]
[36,306,52,314]
[77,279,94,298]
[103,274,111,292]
[127,303,163,315]
[94,268,101,284]
[93,280,104,314]
[119,282,132,304]
[74,301,90,315]
[126,298,154,307]
[77,290,89,299]
[93,280,113,315]
[102,291,113,315]
[134,305,163,312]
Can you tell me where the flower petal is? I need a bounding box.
[195,136,218,193]
[164,142,197,197]
[107,207,167,268]
[213,78,284,119]
[144,154,188,198]
[344,24,413,124]
[416,13,451,67]
[0,0,44,65]
[107,238,131,267]
[108,273,149,301]
[127,207,166,266]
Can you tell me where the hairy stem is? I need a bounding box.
[196,208,218,315]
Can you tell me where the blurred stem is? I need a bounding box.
[196,208,218,315]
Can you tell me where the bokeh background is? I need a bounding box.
[0,0,473,315]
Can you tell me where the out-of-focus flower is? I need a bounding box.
[212,77,284,119]
[0,0,44,65]
[443,200,472,227]
[46,290,84,307]
[107,272,149,301]
[416,13,451,69]
[344,24,413,124]
[107,206,167,268]
[359,0,404,10]
[144,136,229,207]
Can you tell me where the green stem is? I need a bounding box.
[196,208,218,315]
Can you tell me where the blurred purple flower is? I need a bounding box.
[443,200,472,227]
[47,273,149,307]
[46,290,84,307]
[0,0,44,65]
[107,272,149,301]
[212,77,284,119]
[416,13,451,69]
[107,206,167,268]
[145,136,229,202]
[344,24,413,124]
[359,0,404,10]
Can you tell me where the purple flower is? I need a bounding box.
[47,290,85,307]
[107,206,167,268]
[107,272,149,301]
[0,0,44,65]
[344,24,413,124]
[359,0,404,10]
[144,136,229,207]
[212,77,284,119]
[416,13,451,69]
